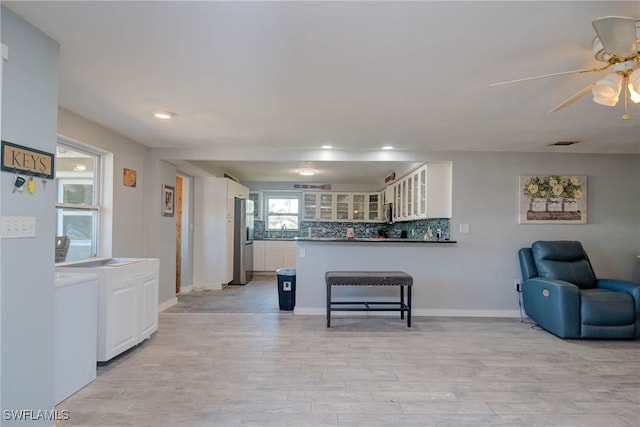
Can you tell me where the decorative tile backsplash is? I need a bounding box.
[255,219,451,240]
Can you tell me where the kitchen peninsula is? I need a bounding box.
[294,237,459,317]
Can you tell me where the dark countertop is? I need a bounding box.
[293,237,456,244]
[253,238,298,241]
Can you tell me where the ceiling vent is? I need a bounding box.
[550,141,580,146]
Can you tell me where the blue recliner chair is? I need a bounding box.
[518,241,640,339]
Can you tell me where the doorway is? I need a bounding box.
[175,174,192,294]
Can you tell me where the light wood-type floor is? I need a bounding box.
[57,276,640,426]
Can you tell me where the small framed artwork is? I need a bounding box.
[123,168,137,187]
[162,184,175,217]
[519,175,587,224]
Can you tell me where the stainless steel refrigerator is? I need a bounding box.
[230,197,254,284]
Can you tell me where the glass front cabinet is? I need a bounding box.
[303,191,382,222]
[249,191,262,220]
[392,163,451,221]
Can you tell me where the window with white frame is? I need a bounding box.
[56,141,101,262]
[265,193,300,231]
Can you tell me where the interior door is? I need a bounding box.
[175,175,183,293]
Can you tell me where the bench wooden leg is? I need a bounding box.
[326,284,331,328]
[407,285,412,327]
[400,285,405,320]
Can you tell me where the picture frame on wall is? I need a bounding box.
[519,175,587,224]
[162,184,175,217]
[123,168,137,187]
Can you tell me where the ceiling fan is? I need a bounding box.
[491,16,640,119]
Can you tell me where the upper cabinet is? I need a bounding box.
[249,191,262,220]
[300,163,451,223]
[303,192,381,222]
[392,163,452,221]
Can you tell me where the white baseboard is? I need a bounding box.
[158,297,178,312]
[294,307,521,318]
[192,281,227,290]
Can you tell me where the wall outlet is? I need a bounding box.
[514,279,522,292]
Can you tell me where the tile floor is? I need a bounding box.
[57,276,640,426]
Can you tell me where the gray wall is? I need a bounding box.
[143,155,178,304]
[58,109,180,307]
[58,108,148,257]
[297,152,639,315]
[1,7,59,424]
[448,152,639,284]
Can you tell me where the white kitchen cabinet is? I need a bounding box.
[262,240,296,271]
[194,177,250,289]
[139,273,159,340]
[56,258,160,362]
[319,193,333,220]
[249,191,262,220]
[253,240,266,271]
[99,270,158,362]
[102,276,139,360]
[303,192,334,220]
[303,193,318,220]
[303,192,380,222]
[392,163,451,221]
[368,193,381,221]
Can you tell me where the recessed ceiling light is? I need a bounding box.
[381,146,394,150]
[152,111,176,120]
[321,145,333,149]
[298,168,316,176]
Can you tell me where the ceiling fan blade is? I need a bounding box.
[592,16,638,60]
[490,64,611,86]
[549,82,596,113]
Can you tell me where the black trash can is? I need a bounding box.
[276,268,296,310]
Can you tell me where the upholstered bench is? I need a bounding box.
[325,271,413,327]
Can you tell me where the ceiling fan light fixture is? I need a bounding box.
[593,73,623,98]
[593,94,620,106]
[628,82,640,103]
[630,68,640,93]
[592,73,623,105]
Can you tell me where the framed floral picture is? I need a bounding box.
[162,184,175,217]
[519,175,587,224]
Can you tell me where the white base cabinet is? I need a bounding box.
[254,240,296,272]
[56,258,159,362]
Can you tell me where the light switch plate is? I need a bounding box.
[459,223,470,234]
[1,216,36,238]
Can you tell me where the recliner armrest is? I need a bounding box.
[598,279,640,338]
[524,277,581,294]
[522,278,581,338]
[598,278,640,296]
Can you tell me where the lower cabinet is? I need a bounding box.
[254,240,296,272]
[138,273,159,341]
[99,277,139,362]
[57,258,160,363]
[98,272,158,362]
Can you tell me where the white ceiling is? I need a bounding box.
[5,1,640,185]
